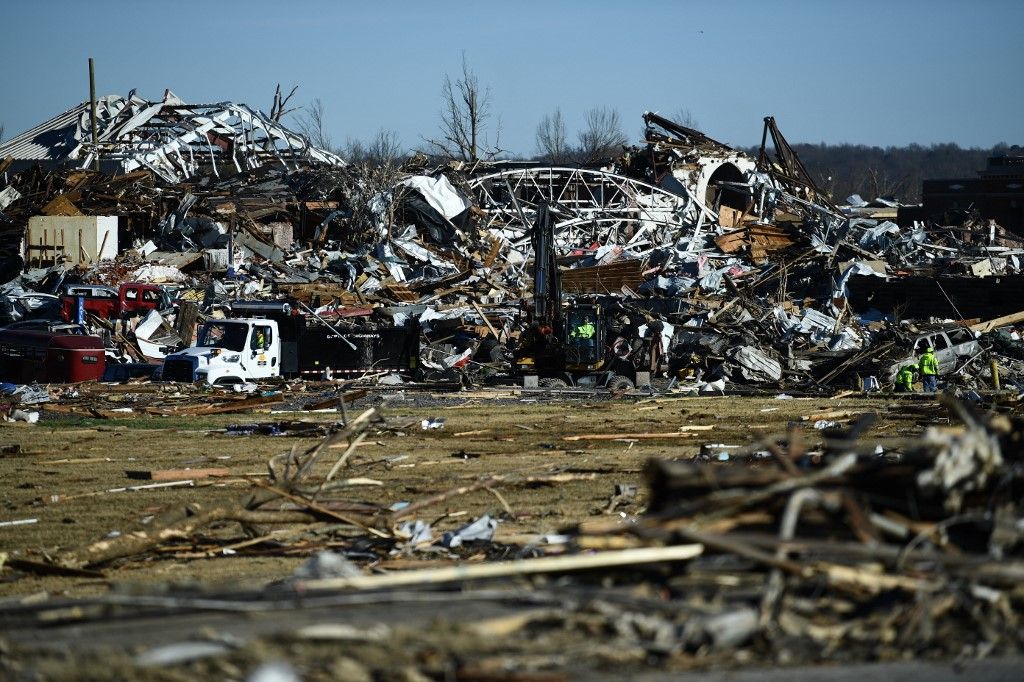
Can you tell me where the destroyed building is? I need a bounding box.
[0,89,344,180]
[914,148,1024,234]
[1,84,1024,680]
[0,91,1022,397]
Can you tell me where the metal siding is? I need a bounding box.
[0,102,89,161]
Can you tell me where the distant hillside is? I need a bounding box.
[741,142,1017,205]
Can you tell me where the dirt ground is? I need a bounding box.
[0,390,956,680]
[0,392,926,594]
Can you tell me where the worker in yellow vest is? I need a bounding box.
[895,365,916,393]
[919,347,938,392]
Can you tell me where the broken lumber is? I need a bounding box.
[302,389,367,411]
[147,394,284,416]
[300,544,704,591]
[970,309,1024,333]
[564,426,713,441]
[125,468,231,481]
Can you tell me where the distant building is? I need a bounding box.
[917,149,1024,234]
[0,90,343,183]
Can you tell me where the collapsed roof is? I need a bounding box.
[0,89,344,183]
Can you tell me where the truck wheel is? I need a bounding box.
[539,378,568,389]
[607,375,634,391]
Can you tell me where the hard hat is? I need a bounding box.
[926,347,934,353]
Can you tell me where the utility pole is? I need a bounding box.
[88,58,99,172]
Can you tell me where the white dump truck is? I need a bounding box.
[161,301,419,385]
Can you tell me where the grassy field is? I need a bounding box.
[0,392,928,597]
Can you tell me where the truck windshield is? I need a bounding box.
[198,322,249,351]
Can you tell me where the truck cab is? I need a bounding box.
[162,318,280,384]
[161,300,420,385]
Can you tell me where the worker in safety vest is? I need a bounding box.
[918,346,939,392]
[570,317,597,361]
[895,365,916,393]
[571,318,596,340]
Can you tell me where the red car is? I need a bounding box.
[60,283,170,322]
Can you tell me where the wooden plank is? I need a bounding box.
[970,309,1024,333]
[125,468,231,481]
[483,236,502,267]
[41,194,83,217]
[383,284,420,302]
[146,394,283,416]
[801,409,858,422]
[560,259,644,294]
[301,544,704,591]
[175,301,199,347]
[472,301,501,340]
[302,389,368,411]
[563,426,713,441]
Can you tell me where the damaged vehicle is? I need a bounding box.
[59,282,171,322]
[887,326,982,380]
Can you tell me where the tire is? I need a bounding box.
[539,378,568,389]
[607,375,634,391]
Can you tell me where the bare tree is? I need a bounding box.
[671,108,700,130]
[339,129,404,168]
[366,128,404,168]
[536,108,570,163]
[426,53,500,162]
[342,137,368,163]
[577,107,627,162]
[864,167,910,201]
[294,98,334,151]
[269,84,299,123]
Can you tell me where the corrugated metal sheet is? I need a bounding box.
[0,101,89,161]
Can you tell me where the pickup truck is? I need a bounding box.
[60,282,171,322]
[887,326,981,380]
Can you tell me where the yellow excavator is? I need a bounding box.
[513,202,635,391]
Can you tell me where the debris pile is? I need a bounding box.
[2,99,1024,394]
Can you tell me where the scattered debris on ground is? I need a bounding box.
[2,93,1024,679]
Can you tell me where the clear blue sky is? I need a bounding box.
[1,0,1021,155]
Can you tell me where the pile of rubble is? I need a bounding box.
[2,95,1024,394]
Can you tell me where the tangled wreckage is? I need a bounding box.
[2,91,1023,397]
[2,89,1024,678]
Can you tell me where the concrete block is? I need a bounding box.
[522,375,539,389]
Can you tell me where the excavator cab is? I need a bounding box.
[564,305,605,369]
